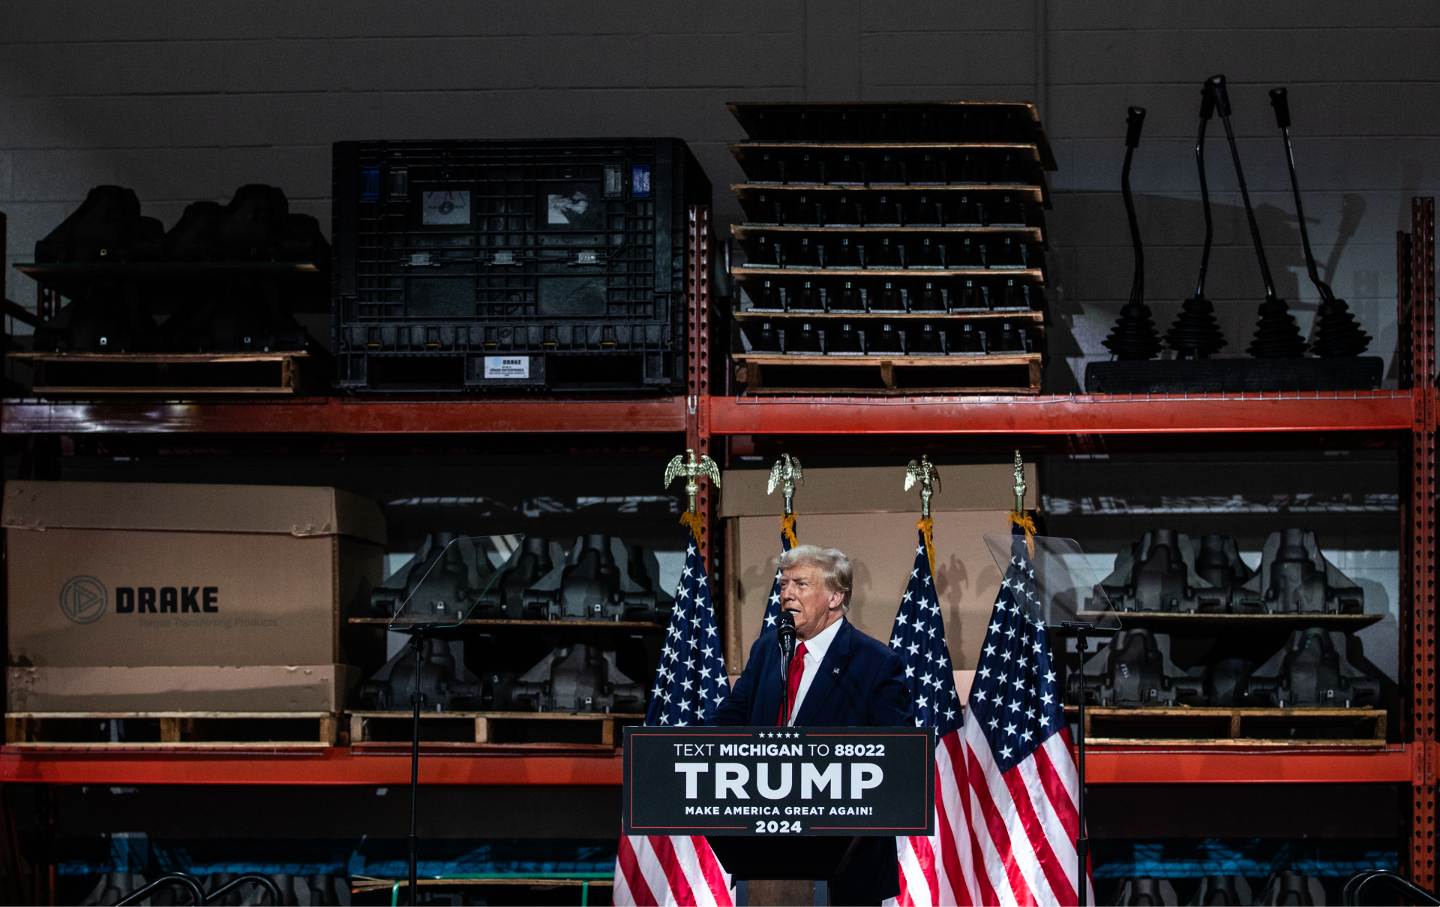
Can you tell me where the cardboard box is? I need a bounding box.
[3,481,386,711]
[721,462,1037,688]
[5,665,359,712]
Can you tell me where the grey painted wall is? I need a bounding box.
[2,1,1437,387]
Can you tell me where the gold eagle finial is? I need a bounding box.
[904,455,940,519]
[664,448,721,515]
[766,453,803,516]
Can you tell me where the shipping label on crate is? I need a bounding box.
[484,356,531,379]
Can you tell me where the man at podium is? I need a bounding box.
[715,545,912,904]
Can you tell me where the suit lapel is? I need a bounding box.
[794,618,854,726]
[752,640,784,726]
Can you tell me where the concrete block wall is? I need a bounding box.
[2,0,1437,387]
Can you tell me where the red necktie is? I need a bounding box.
[779,641,808,726]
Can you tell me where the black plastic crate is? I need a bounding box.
[332,138,710,392]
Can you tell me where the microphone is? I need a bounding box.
[776,611,797,660]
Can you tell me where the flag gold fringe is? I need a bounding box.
[916,516,936,576]
[1010,510,1037,558]
[679,511,704,539]
[780,512,798,548]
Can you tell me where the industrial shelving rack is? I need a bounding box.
[2,200,1437,887]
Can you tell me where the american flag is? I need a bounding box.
[960,527,1091,906]
[889,528,978,906]
[761,516,796,631]
[613,529,735,907]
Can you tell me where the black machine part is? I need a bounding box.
[1257,871,1326,906]
[1072,628,1205,708]
[1245,628,1383,708]
[1191,534,1255,602]
[1115,877,1179,907]
[1192,82,1217,303]
[33,279,158,353]
[1102,106,1162,362]
[1167,80,1227,359]
[369,532,491,620]
[34,185,164,263]
[1093,530,1253,614]
[216,184,289,260]
[1208,73,1307,359]
[159,275,310,352]
[1189,874,1253,907]
[163,200,225,261]
[359,636,484,711]
[1210,74,1276,304]
[1203,656,1259,708]
[506,643,643,713]
[1269,86,1371,357]
[1095,529,1362,616]
[1237,528,1364,614]
[473,536,561,619]
[525,534,668,621]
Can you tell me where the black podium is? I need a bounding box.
[706,836,865,905]
[623,726,934,906]
[706,836,860,881]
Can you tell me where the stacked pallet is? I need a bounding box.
[727,101,1057,395]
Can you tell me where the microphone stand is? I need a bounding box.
[780,647,792,726]
[406,627,425,906]
[777,614,796,726]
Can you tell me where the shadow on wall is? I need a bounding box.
[1044,191,1387,393]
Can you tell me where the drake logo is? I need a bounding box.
[60,576,107,624]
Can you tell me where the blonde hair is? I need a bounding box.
[778,544,853,610]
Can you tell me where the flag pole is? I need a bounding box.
[1015,445,1093,907]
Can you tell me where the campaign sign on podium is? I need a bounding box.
[622,726,934,837]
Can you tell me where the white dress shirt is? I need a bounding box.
[786,615,845,725]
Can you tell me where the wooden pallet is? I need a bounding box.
[9,350,309,395]
[1077,706,1387,748]
[734,352,1042,394]
[4,711,336,749]
[348,710,644,747]
[732,309,1046,323]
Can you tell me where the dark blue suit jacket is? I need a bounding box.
[713,618,913,902]
[715,618,912,728]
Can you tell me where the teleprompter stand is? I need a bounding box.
[383,535,523,906]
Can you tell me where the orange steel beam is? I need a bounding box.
[0,397,689,435]
[1407,197,1438,888]
[686,206,716,566]
[707,392,1415,436]
[1084,746,1414,785]
[0,746,1412,787]
[0,748,623,786]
